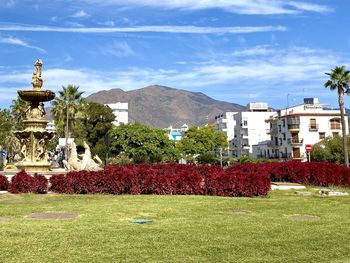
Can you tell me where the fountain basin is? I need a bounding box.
[18,90,55,102]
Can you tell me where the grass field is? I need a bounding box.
[0,188,349,263]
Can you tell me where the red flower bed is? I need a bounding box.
[265,161,349,187]
[0,174,9,191]
[7,171,48,194]
[32,174,48,194]
[49,164,270,197]
[8,162,350,196]
[9,171,36,193]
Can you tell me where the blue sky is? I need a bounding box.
[0,0,349,110]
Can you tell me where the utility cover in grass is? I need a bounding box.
[0,217,16,222]
[288,214,320,222]
[27,212,78,219]
[129,219,153,224]
[232,210,251,215]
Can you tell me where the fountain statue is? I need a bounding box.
[14,59,55,172]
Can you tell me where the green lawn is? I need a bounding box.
[0,189,349,263]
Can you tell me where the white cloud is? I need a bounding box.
[288,1,333,13]
[0,46,347,108]
[4,0,15,8]
[71,10,90,18]
[0,35,45,53]
[0,24,287,34]
[82,0,332,15]
[100,41,136,57]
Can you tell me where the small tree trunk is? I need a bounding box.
[338,91,349,167]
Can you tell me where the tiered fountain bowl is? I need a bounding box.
[14,59,56,172]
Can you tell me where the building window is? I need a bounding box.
[282,119,285,127]
[278,125,281,132]
[319,132,325,140]
[282,133,286,141]
[279,138,282,145]
[330,118,341,129]
[309,118,318,131]
[333,132,339,136]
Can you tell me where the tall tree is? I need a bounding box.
[51,85,85,137]
[10,96,28,130]
[325,65,350,167]
[51,85,85,159]
[109,123,179,163]
[177,126,227,156]
[73,102,115,162]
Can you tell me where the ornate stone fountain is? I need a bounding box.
[14,59,55,172]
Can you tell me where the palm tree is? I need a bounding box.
[51,85,85,159]
[10,96,28,129]
[325,65,350,167]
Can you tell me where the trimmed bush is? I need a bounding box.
[33,174,48,194]
[9,171,36,193]
[0,175,9,191]
[50,174,67,193]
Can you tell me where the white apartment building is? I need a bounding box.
[215,112,237,141]
[253,98,348,161]
[105,102,128,126]
[233,103,275,157]
[215,112,237,155]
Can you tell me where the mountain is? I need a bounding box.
[86,85,245,128]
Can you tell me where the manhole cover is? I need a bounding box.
[288,214,320,222]
[0,217,16,222]
[27,212,78,219]
[129,219,153,224]
[232,210,251,215]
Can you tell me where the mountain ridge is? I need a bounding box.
[86,85,245,128]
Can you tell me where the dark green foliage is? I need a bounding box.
[109,123,179,163]
[176,126,227,161]
[74,102,115,162]
[310,135,350,163]
[196,152,219,165]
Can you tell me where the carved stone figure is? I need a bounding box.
[63,141,103,171]
[31,59,43,89]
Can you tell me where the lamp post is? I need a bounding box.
[65,97,70,161]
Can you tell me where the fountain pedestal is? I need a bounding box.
[15,59,55,172]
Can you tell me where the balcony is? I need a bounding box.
[309,124,319,132]
[242,144,250,149]
[267,140,279,148]
[288,124,300,131]
[288,138,303,145]
[267,128,278,135]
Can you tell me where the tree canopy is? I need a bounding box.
[324,65,350,167]
[177,126,228,156]
[109,123,179,163]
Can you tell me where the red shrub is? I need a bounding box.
[64,170,101,194]
[0,174,9,191]
[9,170,36,193]
[221,163,271,197]
[49,174,67,193]
[33,174,48,194]
[102,165,135,194]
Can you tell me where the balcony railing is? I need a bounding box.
[267,128,278,134]
[288,124,300,130]
[267,141,279,147]
[309,124,319,131]
[288,138,303,145]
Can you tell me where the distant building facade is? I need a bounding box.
[232,103,275,157]
[253,98,348,161]
[214,112,237,156]
[105,102,128,126]
[165,124,188,142]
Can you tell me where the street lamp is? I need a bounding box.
[65,97,70,161]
